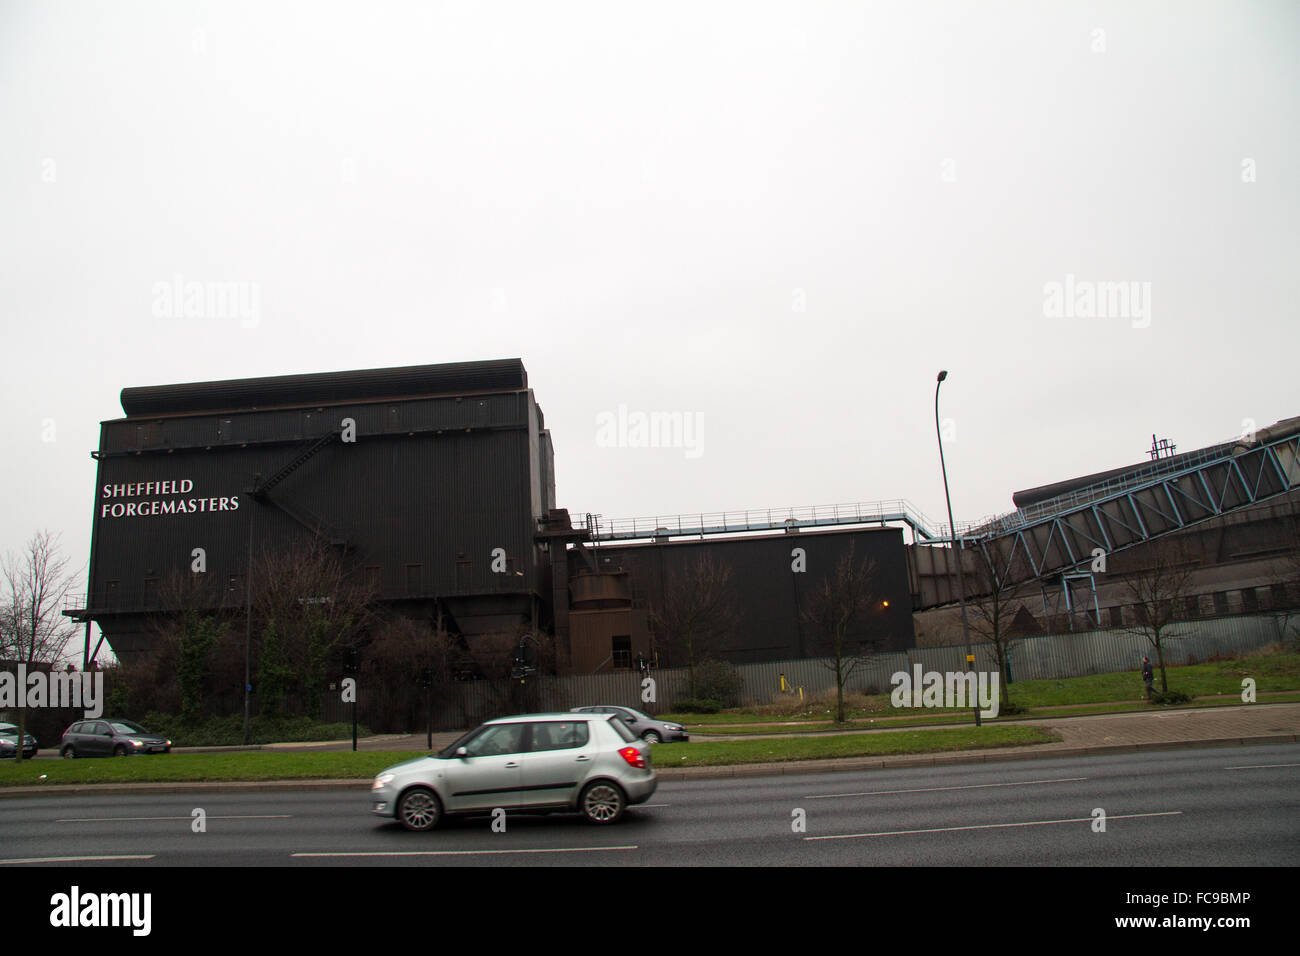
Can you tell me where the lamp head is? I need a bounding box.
[937,370,948,383]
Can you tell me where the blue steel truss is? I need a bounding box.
[976,432,1300,588]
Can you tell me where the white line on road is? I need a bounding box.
[805,811,1183,841]
[1224,762,1300,770]
[55,814,294,823]
[292,846,638,858]
[806,777,1088,799]
[0,855,157,865]
[640,803,670,808]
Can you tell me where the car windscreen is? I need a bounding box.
[110,722,145,735]
[436,727,482,758]
[607,716,638,743]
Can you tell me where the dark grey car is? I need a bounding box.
[570,705,689,743]
[60,719,171,757]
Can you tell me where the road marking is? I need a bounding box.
[55,814,293,823]
[640,803,670,808]
[0,855,156,865]
[292,845,638,858]
[1225,762,1300,770]
[806,777,1088,799]
[805,811,1183,841]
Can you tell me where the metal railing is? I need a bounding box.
[569,499,963,542]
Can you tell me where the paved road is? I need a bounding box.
[4,742,1296,866]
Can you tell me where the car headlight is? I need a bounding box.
[372,773,396,791]
[130,739,144,747]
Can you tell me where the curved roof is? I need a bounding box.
[119,358,528,417]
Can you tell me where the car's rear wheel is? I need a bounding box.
[642,730,662,744]
[397,787,442,832]
[580,781,626,824]
[113,745,128,757]
[61,746,76,759]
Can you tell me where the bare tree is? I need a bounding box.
[1268,508,1300,649]
[0,531,83,761]
[648,552,739,697]
[251,538,377,720]
[361,614,459,731]
[966,544,1033,707]
[800,543,883,724]
[1121,538,1197,695]
[142,570,234,719]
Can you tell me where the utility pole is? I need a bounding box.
[936,371,980,727]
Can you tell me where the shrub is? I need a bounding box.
[997,701,1030,716]
[692,659,743,707]
[672,698,724,714]
[1150,690,1192,705]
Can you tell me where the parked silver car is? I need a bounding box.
[371,712,657,831]
[570,705,689,743]
[0,722,38,759]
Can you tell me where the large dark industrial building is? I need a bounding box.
[79,360,558,664]
[75,359,918,673]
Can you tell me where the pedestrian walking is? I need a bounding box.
[1141,656,1155,700]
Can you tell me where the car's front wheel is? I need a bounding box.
[61,746,76,759]
[113,745,129,757]
[397,787,443,832]
[580,780,626,825]
[642,730,662,744]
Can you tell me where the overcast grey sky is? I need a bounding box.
[3,0,1298,645]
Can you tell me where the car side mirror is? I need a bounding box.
[455,747,469,758]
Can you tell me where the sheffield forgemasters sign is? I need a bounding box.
[100,479,241,518]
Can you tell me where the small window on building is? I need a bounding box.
[1108,606,1124,628]
[1241,588,1259,612]
[1213,592,1229,615]
[612,635,632,669]
[1184,596,1200,618]
[1271,583,1289,608]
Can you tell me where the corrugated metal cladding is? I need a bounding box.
[119,358,528,417]
[585,527,915,665]
[88,361,554,661]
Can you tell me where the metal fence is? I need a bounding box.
[330,611,1295,732]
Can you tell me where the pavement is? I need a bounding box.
[3,702,1297,796]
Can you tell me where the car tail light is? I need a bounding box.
[618,746,646,769]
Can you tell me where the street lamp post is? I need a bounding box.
[935,371,980,727]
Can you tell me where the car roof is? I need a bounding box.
[483,712,613,724]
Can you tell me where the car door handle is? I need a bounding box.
[504,761,519,768]
[575,755,591,761]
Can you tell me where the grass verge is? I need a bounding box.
[662,650,1300,726]
[688,692,1300,736]
[649,726,1060,768]
[0,751,413,787]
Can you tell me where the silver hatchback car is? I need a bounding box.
[371,712,657,831]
